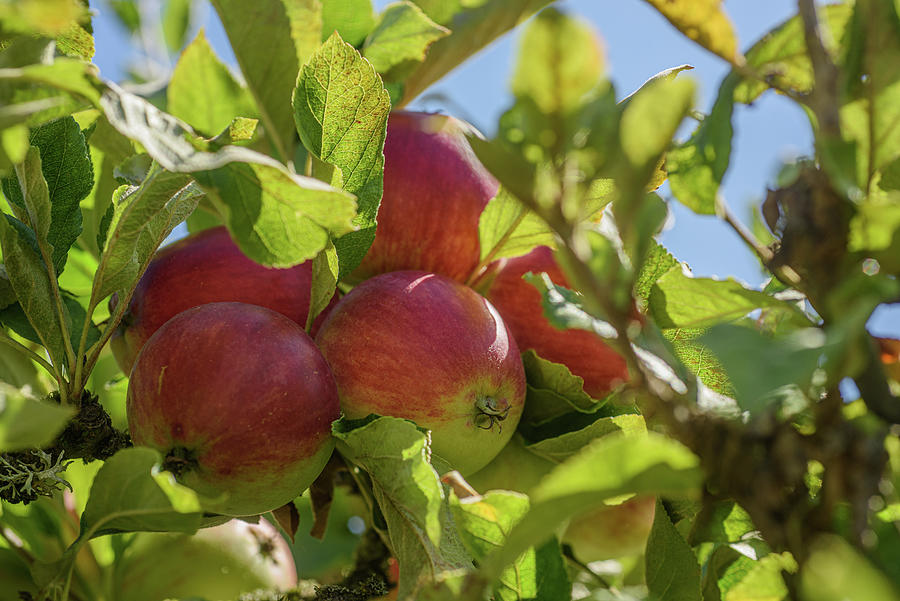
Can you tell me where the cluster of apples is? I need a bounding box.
[116,112,634,544]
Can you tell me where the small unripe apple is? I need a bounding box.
[467,435,655,561]
[110,226,336,374]
[482,246,628,399]
[351,111,499,283]
[112,518,297,601]
[315,271,526,475]
[127,302,340,516]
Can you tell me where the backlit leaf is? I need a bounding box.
[363,1,449,74]
[333,417,472,600]
[511,8,603,116]
[293,32,390,278]
[210,0,322,161]
[640,0,737,61]
[167,31,257,136]
[478,187,554,263]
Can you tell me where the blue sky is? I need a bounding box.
[90,0,898,337]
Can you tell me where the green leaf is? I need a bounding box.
[167,30,257,136]
[78,447,219,537]
[92,167,202,303]
[0,59,103,106]
[667,74,737,215]
[688,501,755,545]
[193,161,357,268]
[800,535,900,601]
[724,551,796,601]
[511,7,604,116]
[479,432,702,585]
[639,0,737,61]
[733,5,854,104]
[645,500,702,601]
[0,385,74,452]
[527,414,647,464]
[840,0,900,191]
[523,271,619,337]
[521,351,601,425]
[322,0,376,46]
[399,0,553,106]
[449,491,570,601]
[619,76,695,186]
[664,327,733,398]
[210,0,322,162]
[162,0,192,52]
[634,241,679,308]
[79,115,135,258]
[0,216,68,369]
[307,239,338,331]
[649,268,812,330]
[293,32,390,278]
[14,146,52,242]
[478,187,554,264]
[699,325,824,415]
[333,416,472,600]
[363,1,449,74]
[2,116,93,275]
[109,0,140,33]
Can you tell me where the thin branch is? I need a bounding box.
[798,0,842,139]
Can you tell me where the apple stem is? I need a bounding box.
[474,396,510,431]
[163,447,198,478]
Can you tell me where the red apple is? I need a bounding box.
[110,225,337,374]
[481,245,628,399]
[467,435,655,561]
[127,302,340,516]
[315,271,526,475]
[351,111,499,283]
[112,518,297,601]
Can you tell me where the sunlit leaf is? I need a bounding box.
[167,31,257,136]
[640,0,737,61]
[293,32,390,278]
[363,1,449,74]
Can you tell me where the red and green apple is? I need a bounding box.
[126,302,340,516]
[315,271,525,475]
[110,225,336,374]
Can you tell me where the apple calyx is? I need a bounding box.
[162,446,198,478]
[474,395,510,431]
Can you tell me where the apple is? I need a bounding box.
[351,111,499,283]
[112,518,297,601]
[110,225,337,374]
[315,271,526,475]
[481,245,628,399]
[127,302,340,516]
[467,435,654,561]
[564,495,656,561]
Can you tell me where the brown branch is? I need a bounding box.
[798,0,842,139]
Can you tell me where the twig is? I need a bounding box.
[797,0,841,138]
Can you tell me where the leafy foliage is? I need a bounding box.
[1,2,900,601]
